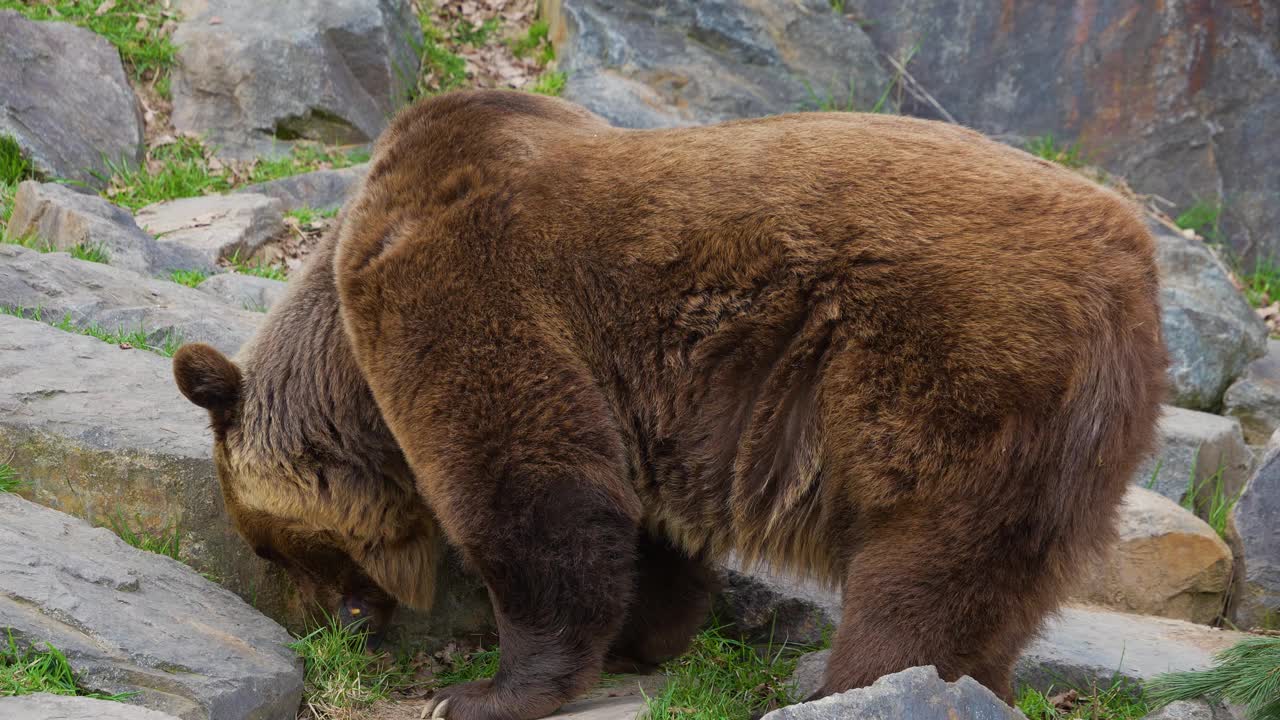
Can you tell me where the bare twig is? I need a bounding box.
[881,52,958,125]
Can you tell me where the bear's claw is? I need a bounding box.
[422,697,449,719]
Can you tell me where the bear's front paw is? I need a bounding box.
[423,680,501,720]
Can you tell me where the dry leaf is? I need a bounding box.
[209,15,223,25]
[95,0,116,16]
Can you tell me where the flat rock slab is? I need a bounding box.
[765,666,1022,720]
[0,693,183,720]
[196,272,288,313]
[554,0,892,129]
[787,606,1247,700]
[1141,699,1246,720]
[135,194,285,267]
[1134,405,1253,514]
[716,555,841,646]
[172,0,419,159]
[7,181,214,277]
[0,494,302,720]
[1224,338,1280,445]
[1074,486,1232,624]
[0,11,143,187]
[0,244,260,355]
[238,163,368,212]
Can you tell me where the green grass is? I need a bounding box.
[0,227,110,265]
[2,133,36,228]
[510,19,554,65]
[415,16,469,97]
[802,43,916,114]
[1028,133,1085,169]
[1147,636,1280,720]
[2,632,132,700]
[643,625,805,720]
[1176,199,1223,242]
[286,207,339,225]
[0,1,178,94]
[69,243,109,263]
[227,250,287,281]
[169,269,209,288]
[1180,457,1244,541]
[108,513,181,560]
[530,71,567,97]
[290,616,408,716]
[0,464,21,494]
[1237,258,1280,309]
[0,306,182,357]
[454,17,500,46]
[1016,680,1149,720]
[102,138,368,211]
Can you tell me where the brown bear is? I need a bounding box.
[173,90,1166,720]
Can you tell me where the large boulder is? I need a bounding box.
[135,193,285,267]
[7,181,215,277]
[764,666,1022,720]
[1231,429,1280,629]
[0,694,182,720]
[1074,486,1233,624]
[787,607,1247,700]
[549,0,893,129]
[0,11,143,187]
[0,244,260,356]
[0,494,301,720]
[171,0,419,159]
[0,314,491,647]
[1142,700,1246,720]
[838,1,1280,265]
[1224,339,1280,446]
[238,163,368,212]
[716,556,839,646]
[1134,406,1253,516]
[1151,221,1268,411]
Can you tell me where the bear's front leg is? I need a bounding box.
[422,472,639,720]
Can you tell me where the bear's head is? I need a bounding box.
[172,342,441,639]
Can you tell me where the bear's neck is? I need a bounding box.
[237,235,401,465]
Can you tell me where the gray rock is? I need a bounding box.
[1152,221,1268,411]
[237,163,368,212]
[0,314,492,646]
[715,556,840,646]
[0,694,183,720]
[196,272,288,313]
[790,607,1248,702]
[0,244,260,356]
[837,1,1280,269]
[1134,406,1253,517]
[1016,606,1247,692]
[553,0,893,129]
[171,0,419,159]
[1224,339,1280,445]
[1074,486,1232,624]
[0,494,302,720]
[135,194,285,267]
[764,666,1022,720]
[1231,429,1280,629]
[7,181,215,277]
[0,11,143,187]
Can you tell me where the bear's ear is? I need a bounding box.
[173,343,242,415]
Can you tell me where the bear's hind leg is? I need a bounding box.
[822,508,1063,703]
[423,474,640,720]
[605,531,720,673]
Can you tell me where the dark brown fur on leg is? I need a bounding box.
[605,531,720,673]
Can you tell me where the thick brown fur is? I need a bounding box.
[175,90,1166,720]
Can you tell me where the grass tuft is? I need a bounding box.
[1176,199,1223,242]
[1147,636,1280,720]
[1016,680,1149,720]
[644,624,805,720]
[290,616,406,717]
[530,71,566,97]
[0,306,182,357]
[1,632,132,700]
[169,269,210,288]
[226,250,287,281]
[108,513,181,560]
[0,464,21,494]
[415,18,469,97]
[1028,133,1085,169]
[510,19,554,65]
